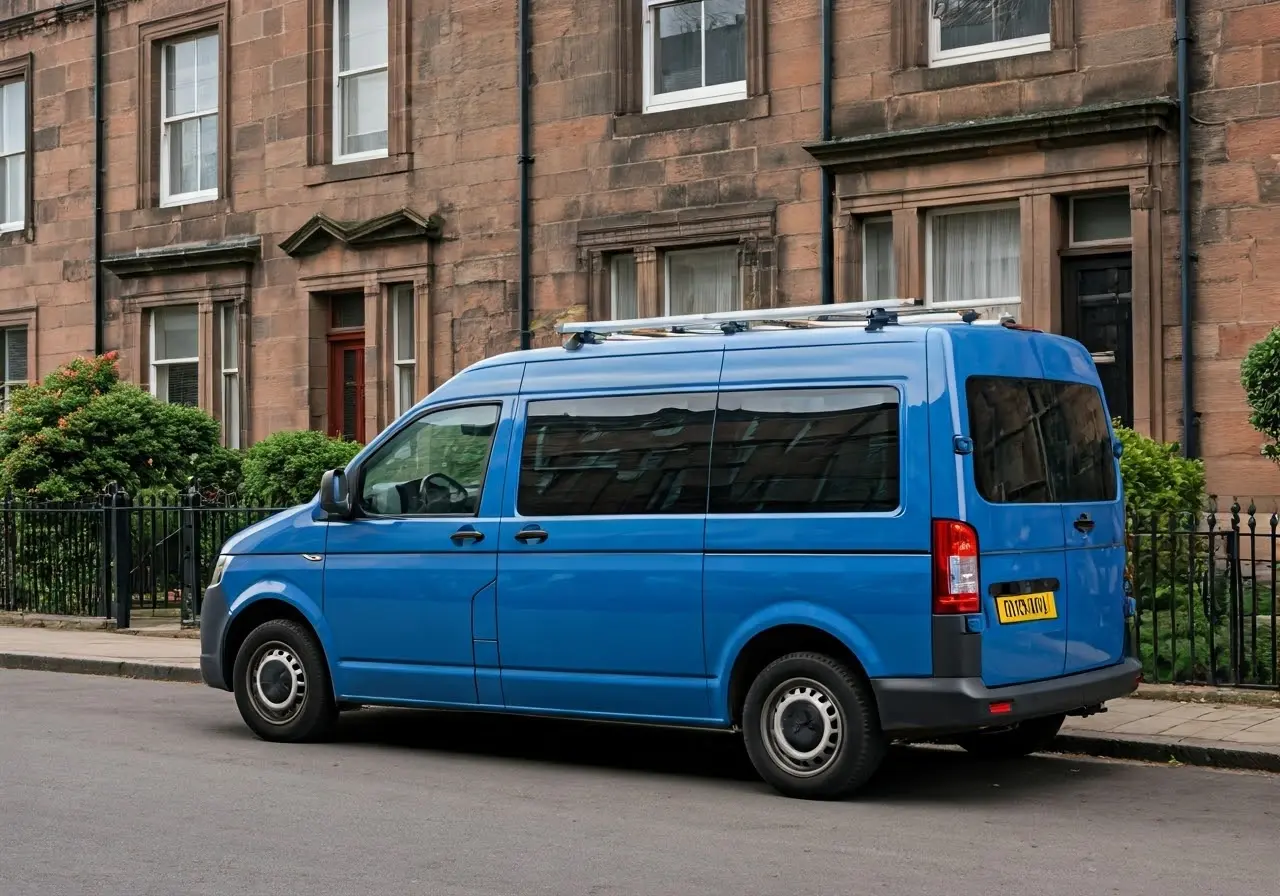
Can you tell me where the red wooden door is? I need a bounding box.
[328,334,365,443]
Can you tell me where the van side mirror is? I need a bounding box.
[319,469,353,519]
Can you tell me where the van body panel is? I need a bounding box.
[947,328,1072,687]
[220,503,328,556]
[321,393,519,707]
[493,347,723,722]
[704,340,933,683]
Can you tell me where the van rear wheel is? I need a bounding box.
[232,619,339,743]
[741,652,886,800]
[955,713,1065,760]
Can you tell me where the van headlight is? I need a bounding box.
[209,554,232,589]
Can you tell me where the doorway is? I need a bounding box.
[327,293,366,442]
[1061,255,1134,428]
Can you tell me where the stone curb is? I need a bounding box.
[0,653,202,684]
[1129,683,1280,708]
[1051,733,1280,775]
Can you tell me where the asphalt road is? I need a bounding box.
[1,670,1276,896]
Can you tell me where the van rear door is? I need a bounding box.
[962,369,1071,687]
[1037,344,1127,676]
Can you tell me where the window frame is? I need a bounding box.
[149,305,200,407]
[218,303,240,450]
[332,0,390,165]
[354,400,503,519]
[924,201,1022,309]
[0,76,26,233]
[0,324,27,412]
[927,0,1053,69]
[861,216,896,302]
[136,7,229,211]
[663,244,743,316]
[157,31,220,208]
[641,0,749,114]
[390,283,416,418]
[1068,192,1133,249]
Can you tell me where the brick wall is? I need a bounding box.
[1179,0,1280,500]
[0,0,1275,498]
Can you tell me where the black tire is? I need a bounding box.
[955,713,1066,760]
[232,618,339,743]
[741,652,886,800]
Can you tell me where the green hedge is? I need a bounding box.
[240,429,362,508]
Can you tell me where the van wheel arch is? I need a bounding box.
[222,599,332,698]
[727,625,875,727]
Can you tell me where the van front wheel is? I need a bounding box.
[955,713,1065,760]
[742,652,886,800]
[232,619,338,743]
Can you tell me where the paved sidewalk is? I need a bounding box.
[1,624,1279,772]
[0,625,201,682]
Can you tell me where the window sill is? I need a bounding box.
[0,223,31,246]
[159,193,219,210]
[613,94,769,138]
[893,47,1076,95]
[305,152,411,187]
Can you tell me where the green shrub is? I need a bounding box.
[1115,422,1206,513]
[191,446,244,498]
[0,353,226,501]
[241,429,361,507]
[1241,326,1280,463]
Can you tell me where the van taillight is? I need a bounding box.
[932,519,981,615]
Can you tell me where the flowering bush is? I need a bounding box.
[0,353,231,500]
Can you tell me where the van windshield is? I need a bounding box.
[965,376,1116,505]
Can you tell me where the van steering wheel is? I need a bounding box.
[418,472,468,509]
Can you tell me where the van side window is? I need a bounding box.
[359,404,500,516]
[967,377,1116,505]
[709,387,901,515]
[518,392,716,517]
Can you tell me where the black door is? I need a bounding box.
[1062,255,1134,428]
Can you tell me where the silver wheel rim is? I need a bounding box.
[247,641,307,725]
[760,677,844,778]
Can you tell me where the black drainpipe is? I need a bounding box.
[1176,0,1196,458]
[92,0,106,355]
[516,0,532,349]
[819,0,834,304]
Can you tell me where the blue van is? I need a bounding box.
[199,300,1141,800]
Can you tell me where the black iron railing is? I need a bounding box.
[0,496,109,617]
[1130,501,1278,690]
[0,489,283,627]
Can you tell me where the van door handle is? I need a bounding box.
[450,526,484,545]
[514,526,548,544]
[1073,514,1095,534]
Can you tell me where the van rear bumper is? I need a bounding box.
[871,657,1143,738]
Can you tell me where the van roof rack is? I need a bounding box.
[558,299,1028,350]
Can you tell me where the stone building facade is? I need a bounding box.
[0,0,1275,497]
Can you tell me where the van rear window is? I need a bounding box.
[966,376,1116,505]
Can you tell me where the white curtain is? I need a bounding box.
[862,219,896,300]
[611,254,638,319]
[667,247,740,315]
[930,206,1020,305]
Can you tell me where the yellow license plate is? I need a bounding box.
[995,592,1058,624]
